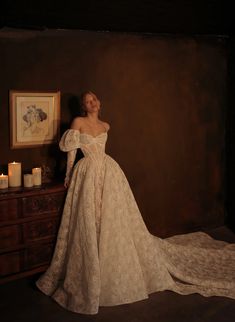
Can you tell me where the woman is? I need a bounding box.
[36,91,235,315]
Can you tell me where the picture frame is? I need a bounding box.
[9,90,61,149]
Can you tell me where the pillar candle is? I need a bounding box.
[24,174,33,188]
[32,167,42,186]
[8,162,22,187]
[0,174,8,189]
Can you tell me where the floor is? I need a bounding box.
[1,226,235,322]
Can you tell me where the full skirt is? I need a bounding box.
[36,155,235,314]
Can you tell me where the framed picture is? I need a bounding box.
[9,90,60,149]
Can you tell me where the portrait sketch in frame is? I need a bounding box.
[9,90,60,149]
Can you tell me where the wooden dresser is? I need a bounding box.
[0,182,66,284]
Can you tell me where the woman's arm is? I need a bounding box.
[64,149,77,188]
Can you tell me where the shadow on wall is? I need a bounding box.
[52,94,85,182]
[64,94,83,122]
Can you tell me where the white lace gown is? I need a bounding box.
[36,129,235,314]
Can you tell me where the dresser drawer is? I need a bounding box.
[0,225,21,249]
[23,217,60,242]
[25,242,54,269]
[0,199,19,222]
[22,192,65,217]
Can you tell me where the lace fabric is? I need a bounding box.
[36,129,235,314]
[64,149,77,186]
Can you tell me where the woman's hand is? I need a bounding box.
[64,177,70,188]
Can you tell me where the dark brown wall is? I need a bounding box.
[227,37,235,230]
[0,29,227,237]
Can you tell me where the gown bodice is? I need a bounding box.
[59,129,108,165]
[80,132,107,159]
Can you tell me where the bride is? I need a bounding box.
[36,91,235,315]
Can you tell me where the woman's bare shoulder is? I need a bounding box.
[70,117,84,130]
[102,121,111,132]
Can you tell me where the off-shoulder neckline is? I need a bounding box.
[69,128,108,138]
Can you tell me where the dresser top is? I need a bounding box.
[0,182,65,200]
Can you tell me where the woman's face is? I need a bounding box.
[83,93,100,114]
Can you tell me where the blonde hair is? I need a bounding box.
[79,91,101,117]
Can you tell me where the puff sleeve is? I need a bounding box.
[59,129,81,187]
[59,129,81,152]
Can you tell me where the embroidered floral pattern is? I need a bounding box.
[36,129,235,315]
